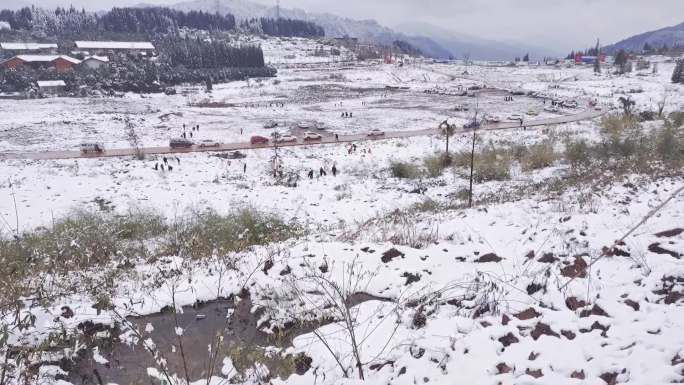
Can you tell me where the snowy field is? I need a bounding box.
[1,40,683,385]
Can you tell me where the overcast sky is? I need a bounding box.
[17,0,684,51]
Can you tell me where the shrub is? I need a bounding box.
[389,161,422,179]
[473,144,511,182]
[521,141,557,171]
[564,139,593,172]
[423,153,450,178]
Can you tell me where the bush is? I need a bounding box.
[162,207,303,259]
[473,144,511,182]
[423,153,450,178]
[389,161,422,179]
[564,139,593,172]
[521,141,557,171]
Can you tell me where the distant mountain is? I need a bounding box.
[171,0,454,58]
[396,22,562,61]
[605,21,684,53]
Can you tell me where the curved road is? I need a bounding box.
[0,110,603,161]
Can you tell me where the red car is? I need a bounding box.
[250,135,269,145]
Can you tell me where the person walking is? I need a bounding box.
[335,133,339,141]
[168,165,173,171]
[163,157,168,164]
[176,157,180,164]
[190,132,193,138]
[243,163,247,173]
[332,165,337,176]
[319,167,326,177]
[154,163,159,171]
[308,169,314,179]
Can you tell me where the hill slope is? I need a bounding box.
[605,21,684,53]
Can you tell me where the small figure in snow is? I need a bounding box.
[332,165,337,176]
[168,165,173,171]
[154,163,159,170]
[308,170,314,179]
[163,157,168,164]
[243,163,247,173]
[319,167,327,177]
[176,157,180,164]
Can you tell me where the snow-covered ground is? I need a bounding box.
[1,42,683,385]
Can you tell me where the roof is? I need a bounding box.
[37,80,66,88]
[1,42,58,50]
[82,55,110,63]
[12,55,81,64]
[74,41,155,50]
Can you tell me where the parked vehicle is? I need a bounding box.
[250,136,269,145]
[484,115,501,123]
[304,132,322,141]
[463,120,481,130]
[198,139,220,148]
[367,129,385,137]
[170,138,194,149]
[263,121,278,129]
[276,135,297,143]
[526,110,539,116]
[80,142,104,154]
[507,113,523,121]
[544,106,560,113]
[297,122,312,129]
[315,122,326,131]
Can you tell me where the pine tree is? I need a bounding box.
[672,60,684,84]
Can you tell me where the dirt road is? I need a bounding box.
[0,110,603,161]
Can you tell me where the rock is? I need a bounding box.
[526,368,543,378]
[498,332,519,347]
[60,306,74,319]
[502,314,511,326]
[530,322,560,340]
[475,253,502,263]
[561,330,576,340]
[514,308,541,320]
[580,321,610,337]
[526,283,544,295]
[624,299,640,311]
[262,259,274,275]
[293,354,313,375]
[538,253,558,263]
[600,371,618,385]
[664,292,684,304]
[528,351,539,360]
[655,228,684,238]
[496,363,512,374]
[319,262,328,273]
[648,243,681,259]
[565,296,587,310]
[398,366,407,376]
[571,370,585,379]
[382,248,405,263]
[561,256,588,278]
[579,304,610,318]
[279,265,292,276]
[525,250,535,259]
[401,272,422,285]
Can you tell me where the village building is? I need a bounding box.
[0,42,59,56]
[0,55,81,73]
[80,56,110,70]
[73,41,155,57]
[36,80,66,95]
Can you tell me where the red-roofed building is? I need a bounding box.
[1,55,81,73]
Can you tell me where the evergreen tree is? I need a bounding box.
[522,53,529,62]
[672,60,684,84]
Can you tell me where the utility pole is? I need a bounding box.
[468,127,476,208]
[276,0,280,20]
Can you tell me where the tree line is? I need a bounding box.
[0,7,325,39]
[240,17,324,38]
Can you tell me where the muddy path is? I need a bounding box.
[61,291,393,385]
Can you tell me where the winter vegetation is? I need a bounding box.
[0,7,683,385]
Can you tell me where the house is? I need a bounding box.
[80,56,110,70]
[1,55,81,73]
[37,80,66,95]
[1,42,58,55]
[74,41,155,56]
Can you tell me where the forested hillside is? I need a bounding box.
[0,6,327,93]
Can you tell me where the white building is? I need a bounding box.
[74,41,155,56]
[80,56,110,70]
[37,80,66,95]
[1,42,58,54]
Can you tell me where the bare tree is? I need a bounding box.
[125,119,145,160]
[657,89,669,118]
[285,257,399,380]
